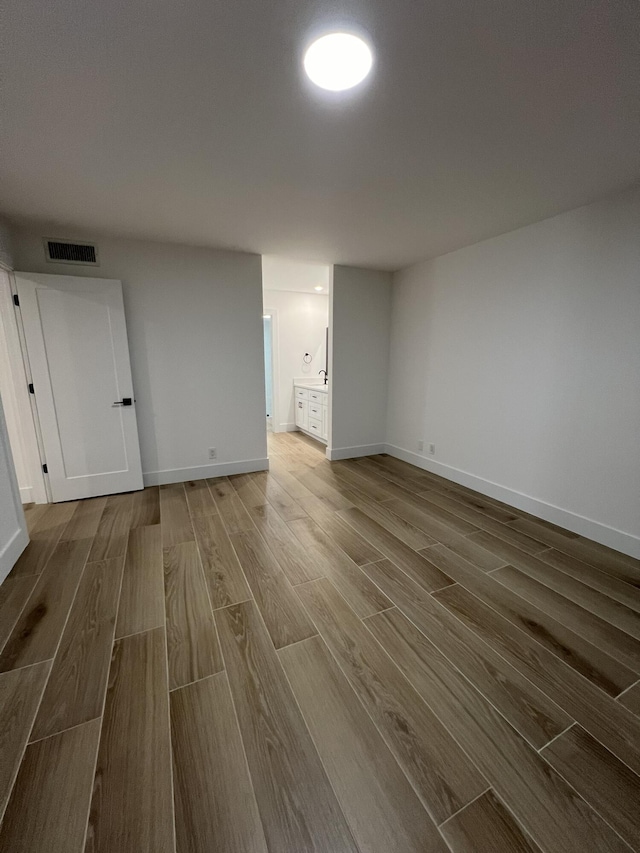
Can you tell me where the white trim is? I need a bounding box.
[0,391,29,582]
[0,527,29,582]
[19,486,33,503]
[385,443,640,559]
[0,270,48,504]
[262,307,279,437]
[276,422,297,433]
[326,443,387,461]
[143,457,269,486]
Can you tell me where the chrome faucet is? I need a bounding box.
[318,369,328,385]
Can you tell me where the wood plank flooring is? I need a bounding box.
[1,430,639,852]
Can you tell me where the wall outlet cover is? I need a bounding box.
[208,447,217,460]
[428,443,436,455]
[417,440,424,452]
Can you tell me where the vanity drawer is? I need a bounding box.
[309,402,323,418]
[295,387,309,400]
[308,389,326,403]
[307,417,323,436]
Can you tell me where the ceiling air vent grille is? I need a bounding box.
[44,239,99,265]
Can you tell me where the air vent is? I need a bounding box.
[44,239,99,266]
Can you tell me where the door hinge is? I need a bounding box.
[42,463,48,474]
[13,293,19,307]
[28,383,35,394]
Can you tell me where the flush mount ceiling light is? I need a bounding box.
[304,32,373,91]
[314,285,324,291]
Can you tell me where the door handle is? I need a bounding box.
[113,397,133,406]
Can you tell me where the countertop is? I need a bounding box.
[294,382,329,393]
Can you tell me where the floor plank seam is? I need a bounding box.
[616,678,640,701]
[430,580,460,594]
[22,543,94,745]
[0,660,52,827]
[536,740,640,852]
[429,565,640,780]
[532,551,640,617]
[212,628,273,849]
[115,623,166,643]
[488,564,640,677]
[204,478,267,612]
[0,656,54,675]
[274,633,364,851]
[79,523,130,853]
[210,597,254,612]
[168,670,223,694]
[299,575,492,826]
[489,787,557,853]
[436,785,493,827]
[275,631,320,652]
[182,489,227,684]
[365,588,578,755]
[288,574,328,587]
[28,714,102,747]
[0,529,99,843]
[158,495,185,850]
[160,622,178,853]
[361,604,397,620]
[535,721,576,754]
[432,584,638,724]
[358,557,390,568]
[0,567,52,661]
[433,562,632,699]
[482,543,640,634]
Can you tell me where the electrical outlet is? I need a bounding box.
[417,440,424,452]
[208,447,217,460]
[428,443,436,455]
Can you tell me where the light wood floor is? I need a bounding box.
[1,431,640,852]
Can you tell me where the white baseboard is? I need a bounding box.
[275,423,297,433]
[19,487,33,504]
[143,457,269,487]
[327,443,387,462]
[385,444,640,559]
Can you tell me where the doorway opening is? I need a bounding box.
[261,256,331,456]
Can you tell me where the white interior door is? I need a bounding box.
[15,273,144,502]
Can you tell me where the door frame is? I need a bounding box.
[0,392,29,582]
[15,272,143,502]
[263,306,281,433]
[0,265,47,504]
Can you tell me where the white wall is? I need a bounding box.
[387,186,640,556]
[12,227,268,485]
[330,265,392,459]
[263,289,328,431]
[262,256,330,293]
[0,218,14,269]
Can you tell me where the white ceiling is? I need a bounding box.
[1,0,639,270]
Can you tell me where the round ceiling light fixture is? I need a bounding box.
[304,32,373,91]
[314,285,324,291]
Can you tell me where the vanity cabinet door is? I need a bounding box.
[295,399,309,430]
